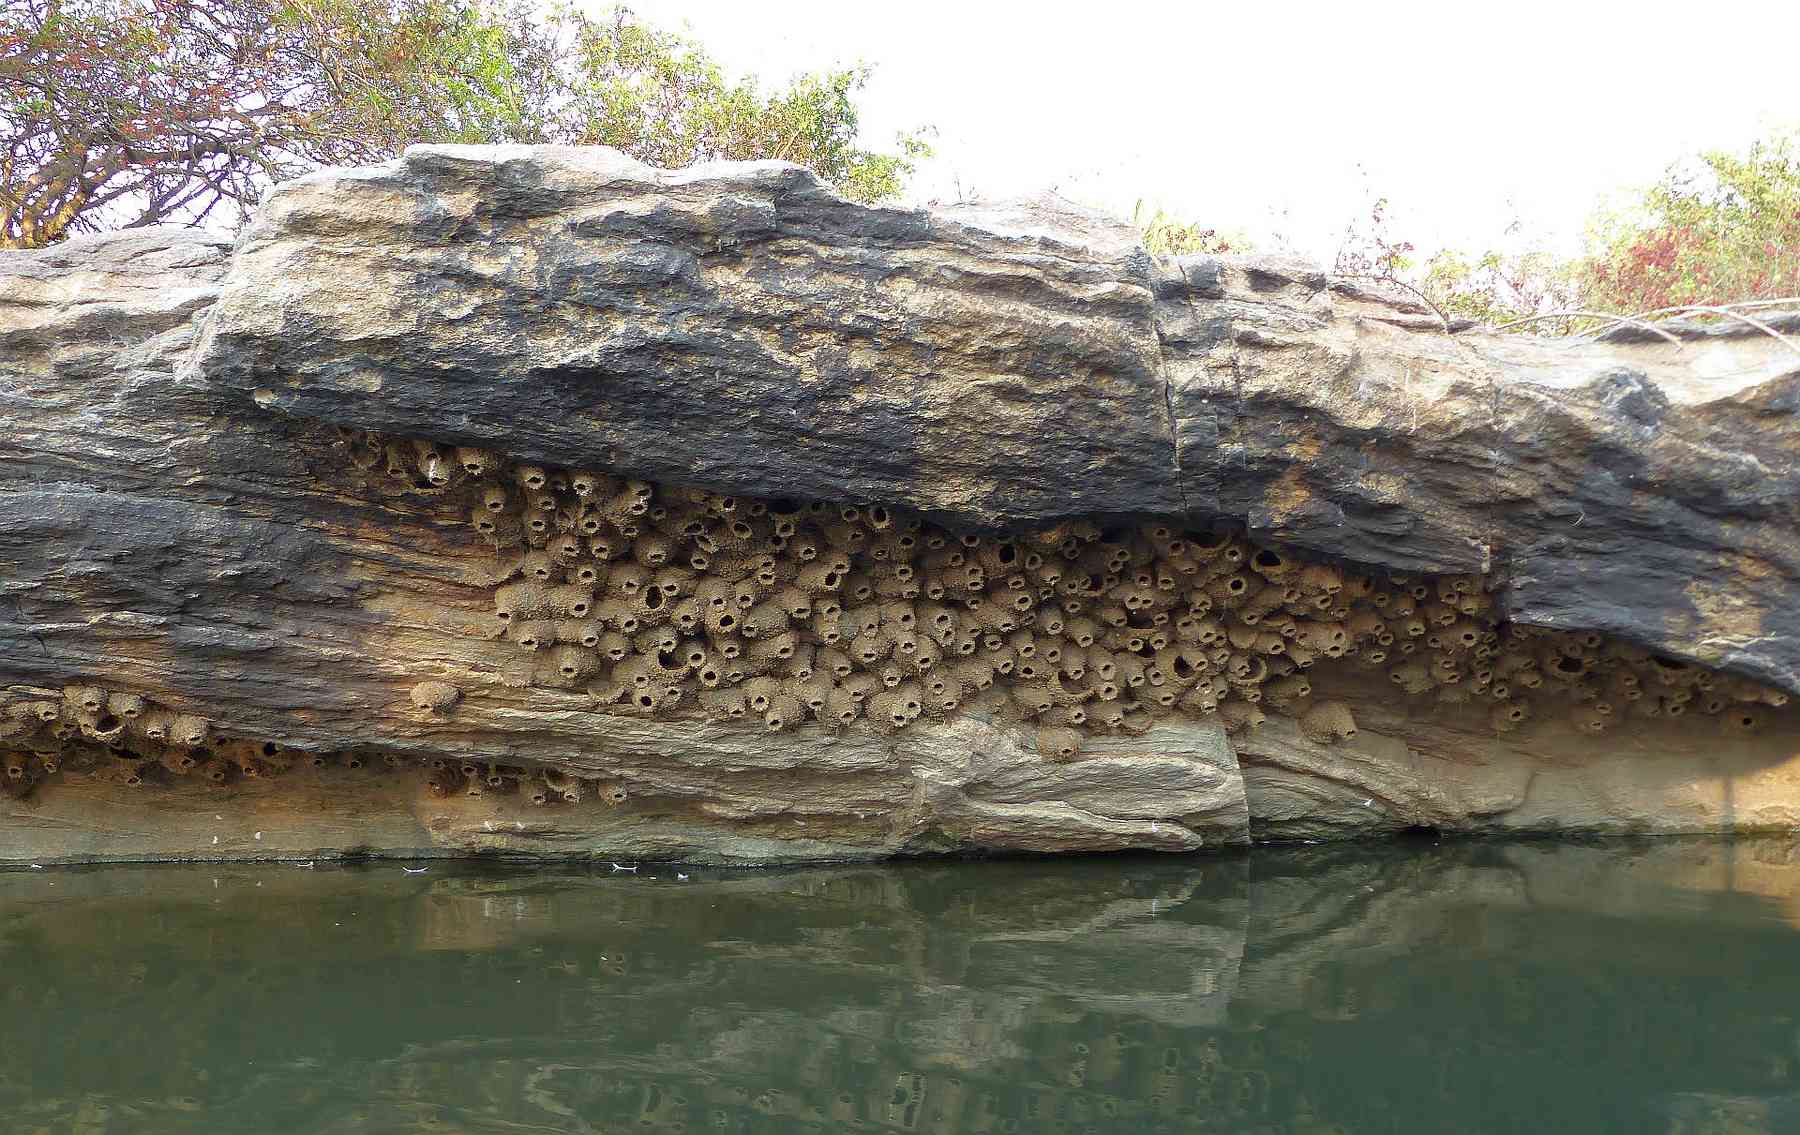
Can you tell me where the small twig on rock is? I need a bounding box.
[1492,310,1686,346]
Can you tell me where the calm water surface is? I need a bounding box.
[5,838,1800,1134]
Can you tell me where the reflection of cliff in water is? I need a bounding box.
[4,839,1800,1133]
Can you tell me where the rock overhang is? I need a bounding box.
[3,146,1799,866]
[178,144,1800,693]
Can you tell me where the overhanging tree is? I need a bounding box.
[1578,131,1800,312]
[0,0,926,248]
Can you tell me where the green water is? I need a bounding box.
[5,840,1800,1134]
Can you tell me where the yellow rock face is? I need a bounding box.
[334,432,1790,749]
[6,429,1790,818]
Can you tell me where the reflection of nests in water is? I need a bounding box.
[322,428,1800,765]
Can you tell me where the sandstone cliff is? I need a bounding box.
[2,145,1796,864]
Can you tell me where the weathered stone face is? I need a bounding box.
[1159,259,1800,694]
[188,146,1184,527]
[2,145,1798,864]
[185,145,1800,693]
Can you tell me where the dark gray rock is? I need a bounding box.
[183,147,1800,690]
[1155,256,1800,691]
[2,147,1798,866]
[188,146,1183,527]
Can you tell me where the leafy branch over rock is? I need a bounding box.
[0,0,929,247]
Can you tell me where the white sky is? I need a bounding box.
[612,0,1799,264]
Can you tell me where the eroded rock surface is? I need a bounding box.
[190,147,1183,525]
[3,145,1798,864]
[187,146,1800,690]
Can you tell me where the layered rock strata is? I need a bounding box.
[2,146,1798,863]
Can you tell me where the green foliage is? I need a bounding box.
[1132,200,1243,256]
[0,0,926,247]
[1333,133,1797,333]
[1415,246,1578,328]
[1576,131,1800,312]
[275,0,566,152]
[1328,197,1552,329]
[553,8,929,203]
